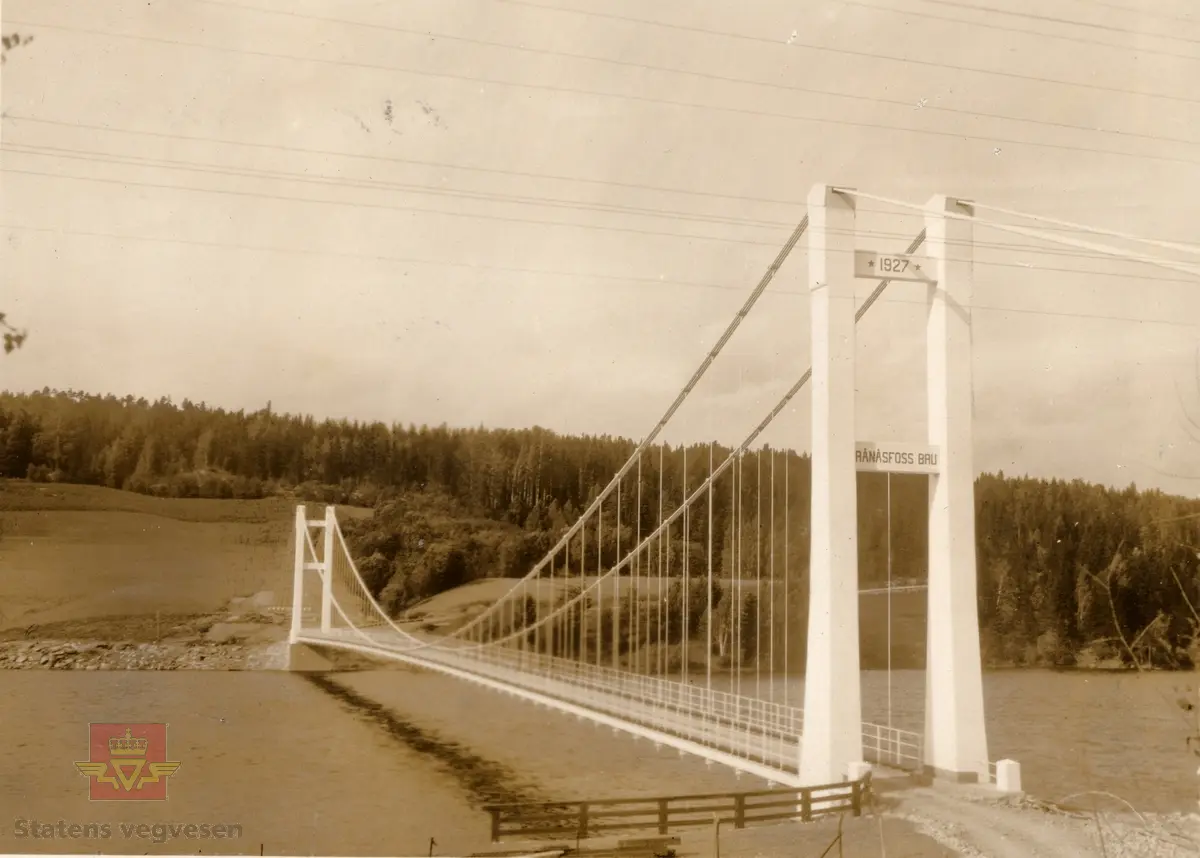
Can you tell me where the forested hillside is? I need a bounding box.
[3,388,1199,669]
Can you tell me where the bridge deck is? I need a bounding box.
[295,626,922,785]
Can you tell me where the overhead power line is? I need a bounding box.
[1,166,787,249]
[10,139,1200,267]
[193,0,1200,147]
[8,18,1200,166]
[4,113,807,208]
[6,217,1200,303]
[11,157,1200,275]
[916,0,1200,48]
[837,0,1200,61]
[16,114,1200,229]
[1070,0,1200,28]
[0,142,789,232]
[487,0,1200,105]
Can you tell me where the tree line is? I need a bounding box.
[3,387,1199,669]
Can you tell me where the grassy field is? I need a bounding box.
[0,481,370,633]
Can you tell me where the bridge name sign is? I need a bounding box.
[854,441,940,475]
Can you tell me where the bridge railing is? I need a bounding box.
[313,626,922,774]
[458,645,805,770]
[861,721,923,770]
[484,777,869,843]
[479,646,922,771]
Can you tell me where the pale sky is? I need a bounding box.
[2,0,1200,496]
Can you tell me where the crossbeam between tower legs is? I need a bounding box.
[923,195,989,782]
[800,185,865,785]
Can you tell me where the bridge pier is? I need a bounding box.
[799,184,866,786]
[922,195,989,783]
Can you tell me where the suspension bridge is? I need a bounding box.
[284,184,1198,795]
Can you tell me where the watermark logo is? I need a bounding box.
[73,724,181,801]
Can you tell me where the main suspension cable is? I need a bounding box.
[356,228,926,655]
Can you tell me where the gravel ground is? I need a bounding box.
[891,785,1200,858]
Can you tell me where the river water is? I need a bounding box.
[1,667,1196,855]
[717,667,1200,813]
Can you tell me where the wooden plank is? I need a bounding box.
[743,810,805,824]
[810,798,855,810]
[662,801,734,816]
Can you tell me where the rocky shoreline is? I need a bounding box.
[0,591,296,671]
[0,638,290,670]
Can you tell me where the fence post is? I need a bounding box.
[851,781,862,817]
[734,795,745,829]
[578,803,589,840]
[489,810,500,842]
[800,789,812,823]
[657,799,668,835]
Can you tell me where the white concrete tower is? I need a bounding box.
[800,185,865,785]
[923,195,990,782]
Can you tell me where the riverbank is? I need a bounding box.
[0,596,295,670]
[0,638,280,670]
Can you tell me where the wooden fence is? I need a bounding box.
[484,775,869,843]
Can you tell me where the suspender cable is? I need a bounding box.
[729,453,739,700]
[596,500,602,667]
[769,449,776,706]
[681,445,689,685]
[579,511,586,663]
[550,551,556,657]
[664,504,671,676]
[756,449,762,701]
[614,479,621,671]
[887,471,894,735]
[536,557,543,656]
[563,541,569,660]
[645,542,652,675]
[730,453,737,690]
[658,445,665,675]
[784,452,789,709]
[636,453,643,672]
[707,441,714,693]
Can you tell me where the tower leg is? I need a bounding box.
[321,504,335,633]
[923,195,989,782]
[800,185,865,785]
[290,505,306,644]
